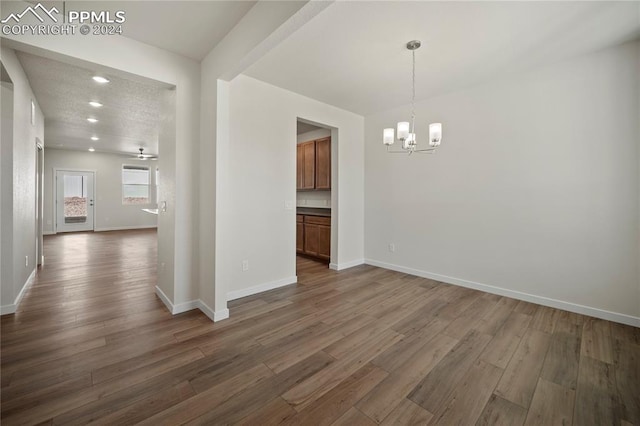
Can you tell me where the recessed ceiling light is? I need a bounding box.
[92,76,110,84]
[91,136,99,141]
[89,101,103,108]
[88,148,95,152]
[87,118,98,123]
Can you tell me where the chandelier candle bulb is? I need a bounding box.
[397,122,410,141]
[429,123,442,147]
[383,128,395,145]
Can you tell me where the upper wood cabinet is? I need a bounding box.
[296,145,304,189]
[297,141,315,190]
[296,137,331,191]
[315,137,331,190]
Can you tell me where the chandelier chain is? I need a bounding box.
[411,49,416,135]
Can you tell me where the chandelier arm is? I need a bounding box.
[413,148,437,154]
[386,146,410,154]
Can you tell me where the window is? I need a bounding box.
[122,165,150,205]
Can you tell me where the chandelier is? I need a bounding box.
[383,40,442,154]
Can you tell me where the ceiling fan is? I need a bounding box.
[133,148,157,161]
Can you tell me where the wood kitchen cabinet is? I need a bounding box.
[296,215,304,254]
[314,137,331,190]
[298,214,331,261]
[296,138,331,190]
[297,141,316,190]
[317,222,331,260]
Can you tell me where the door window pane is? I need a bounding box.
[63,175,87,223]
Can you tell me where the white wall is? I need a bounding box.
[1,82,14,310]
[297,191,331,209]
[200,0,321,316]
[0,48,45,314]
[42,149,158,233]
[222,74,364,299]
[365,41,640,325]
[296,128,332,209]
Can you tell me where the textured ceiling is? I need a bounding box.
[66,1,257,60]
[246,1,640,115]
[16,51,163,155]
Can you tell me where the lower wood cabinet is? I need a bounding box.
[296,215,304,254]
[297,215,330,261]
[317,224,331,260]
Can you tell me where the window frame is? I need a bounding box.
[122,163,151,206]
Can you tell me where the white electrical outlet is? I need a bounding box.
[25,255,29,267]
[160,262,165,272]
[242,260,249,271]
[284,201,294,210]
[388,243,396,253]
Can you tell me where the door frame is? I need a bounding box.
[35,139,43,265]
[53,167,97,234]
[295,117,338,267]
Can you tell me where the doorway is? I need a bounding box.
[295,119,335,272]
[55,170,95,233]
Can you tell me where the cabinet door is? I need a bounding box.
[304,223,319,256]
[318,225,331,260]
[296,222,304,253]
[315,137,331,190]
[296,144,304,190]
[302,141,315,189]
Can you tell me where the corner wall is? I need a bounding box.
[365,41,640,325]
[220,75,364,300]
[0,47,45,314]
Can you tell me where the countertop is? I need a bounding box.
[297,207,331,217]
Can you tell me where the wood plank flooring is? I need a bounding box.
[1,229,639,425]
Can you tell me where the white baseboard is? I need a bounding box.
[364,258,640,328]
[155,286,230,322]
[188,300,229,322]
[329,259,365,271]
[0,268,36,315]
[227,276,297,301]
[194,300,228,322]
[197,300,216,322]
[43,231,55,236]
[173,299,200,314]
[213,308,230,321]
[154,285,175,313]
[95,225,157,232]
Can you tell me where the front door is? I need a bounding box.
[56,170,95,233]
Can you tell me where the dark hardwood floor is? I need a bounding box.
[1,230,638,425]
